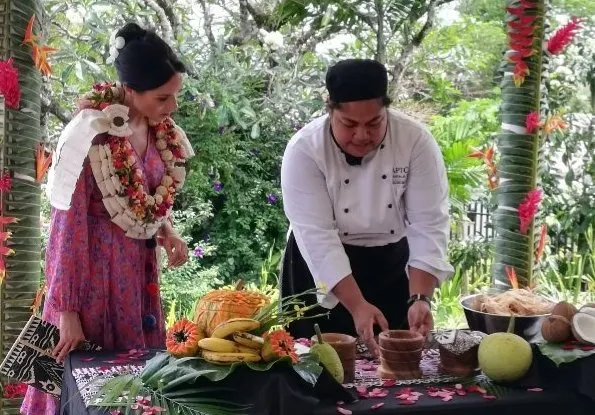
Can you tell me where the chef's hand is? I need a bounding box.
[351,301,389,358]
[408,300,433,338]
[53,312,86,363]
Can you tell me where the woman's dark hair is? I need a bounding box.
[114,22,186,92]
[327,95,392,110]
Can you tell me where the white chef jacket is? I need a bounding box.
[280,108,454,309]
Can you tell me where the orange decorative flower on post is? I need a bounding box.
[22,16,56,77]
[35,143,52,183]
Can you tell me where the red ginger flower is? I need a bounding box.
[547,17,582,55]
[525,111,541,134]
[0,58,21,109]
[0,172,11,192]
[518,188,542,234]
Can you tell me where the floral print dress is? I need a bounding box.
[21,134,167,415]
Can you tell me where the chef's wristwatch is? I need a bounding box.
[407,293,432,307]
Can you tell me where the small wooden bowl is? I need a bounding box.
[439,345,479,377]
[379,330,424,351]
[310,333,356,360]
[378,363,422,380]
[379,347,422,362]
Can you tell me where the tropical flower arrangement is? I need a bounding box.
[91,285,329,414]
[83,82,192,239]
[476,0,583,289]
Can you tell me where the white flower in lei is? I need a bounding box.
[103,104,133,137]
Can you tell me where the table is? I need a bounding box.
[60,348,595,415]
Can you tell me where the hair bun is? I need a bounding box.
[116,22,146,44]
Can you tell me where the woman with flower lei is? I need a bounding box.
[22,23,194,415]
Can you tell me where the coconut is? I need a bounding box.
[571,312,595,346]
[541,315,572,343]
[551,301,578,321]
[579,304,595,318]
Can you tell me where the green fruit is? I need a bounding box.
[478,316,533,383]
[310,324,344,384]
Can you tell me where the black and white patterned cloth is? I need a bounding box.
[0,315,101,397]
[432,329,486,355]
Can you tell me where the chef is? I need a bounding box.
[279,58,454,356]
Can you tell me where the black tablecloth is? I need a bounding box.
[60,347,595,415]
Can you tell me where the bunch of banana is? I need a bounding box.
[198,318,265,364]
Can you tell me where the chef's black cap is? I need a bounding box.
[326,59,388,104]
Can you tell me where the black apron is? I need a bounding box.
[280,231,410,340]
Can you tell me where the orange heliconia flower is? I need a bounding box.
[22,15,57,77]
[22,16,37,46]
[469,146,498,190]
[0,257,5,284]
[36,143,52,183]
[535,224,548,263]
[31,281,47,314]
[543,114,568,134]
[506,265,519,289]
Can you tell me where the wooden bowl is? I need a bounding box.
[310,333,356,360]
[378,363,421,380]
[341,358,355,383]
[379,330,424,351]
[380,357,421,372]
[439,345,479,377]
[379,347,422,362]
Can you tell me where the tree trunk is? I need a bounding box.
[375,0,386,63]
[0,0,43,412]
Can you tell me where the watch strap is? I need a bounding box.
[407,293,432,307]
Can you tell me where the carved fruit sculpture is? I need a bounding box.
[166,318,202,357]
[194,280,269,336]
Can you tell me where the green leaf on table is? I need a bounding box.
[538,343,595,366]
[144,352,322,387]
[292,353,323,386]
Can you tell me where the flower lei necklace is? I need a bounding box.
[83,82,190,239]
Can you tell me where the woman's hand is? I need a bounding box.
[407,300,433,339]
[161,227,189,267]
[53,312,86,363]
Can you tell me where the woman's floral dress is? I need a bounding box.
[21,134,167,415]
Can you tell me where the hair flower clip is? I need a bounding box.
[106,31,126,65]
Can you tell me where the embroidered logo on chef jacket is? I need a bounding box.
[392,166,409,186]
